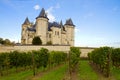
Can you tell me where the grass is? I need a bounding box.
[0,61,120,80]
[38,64,67,80]
[111,66,120,80]
[0,70,33,80]
[0,67,44,80]
[78,60,99,80]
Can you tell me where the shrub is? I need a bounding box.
[111,48,120,67]
[32,36,42,45]
[88,47,112,77]
[46,41,52,45]
[69,47,81,72]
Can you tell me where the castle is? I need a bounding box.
[21,8,75,46]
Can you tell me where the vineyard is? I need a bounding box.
[0,47,120,80]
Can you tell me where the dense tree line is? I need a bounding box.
[88,47,120,77]
[0,48,67,76]
[0,38,14,45]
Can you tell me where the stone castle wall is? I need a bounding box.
[0,45,70,53]
[0,46,94,57]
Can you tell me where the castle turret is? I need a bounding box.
[21,17,31,44]
[36,8,49,44]
[23,17,30,25]
[64,18,75,46]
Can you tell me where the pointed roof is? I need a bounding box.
[60,20,65,31]
[23,17,30,25]
[36,8,48,19]
[65,18,75,26]
[52,22,60,27]
[60,20,63,27]
[27,23,36,32]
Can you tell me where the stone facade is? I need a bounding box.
[21,8,75,46]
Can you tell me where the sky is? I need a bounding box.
[0,0,120,47]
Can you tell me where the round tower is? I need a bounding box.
[36,8,49,44]
[64,18,75,46]
[21,17,31,44]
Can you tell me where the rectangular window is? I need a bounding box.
[57,32,59,35]
[55,31,56,35]
[49,34,51,38]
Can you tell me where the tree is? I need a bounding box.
[39,48,49,68]
[69,47,81,72]
[4,39,11,45]
[47,41,52,45]
[0,38,3,44]
[32,36,42,45]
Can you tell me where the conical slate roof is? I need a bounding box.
[60,20,63,27]
[60,20,65,31]
[36,8,48,19]
[65,18,75,26]
[23,17,30,25]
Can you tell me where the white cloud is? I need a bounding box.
[46,3,60,22]
[47,13,56,22]
[46,7,55,22]
[34,4,40,10]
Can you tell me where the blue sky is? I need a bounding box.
[0,0,120,47]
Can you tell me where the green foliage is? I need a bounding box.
[111,48,120,67]
[111,66,120,80]
[0,69,33,80]
[0,38,14,45]
[49,51,67,66]
[33,48,49,68]
[79,60,98,80]
[9,51,32,72]
[0,48,67,76]
[88,47,112,77]
[69,47,81,72]
[0,38,4,44]
[39,64,67,80]
[40,48,49,68]
[32,36,42,45]
[46,41,52,45]
[0,52,10,76]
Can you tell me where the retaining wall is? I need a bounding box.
[0,46,95,57]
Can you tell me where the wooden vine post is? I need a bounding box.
[32,52,36,76]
